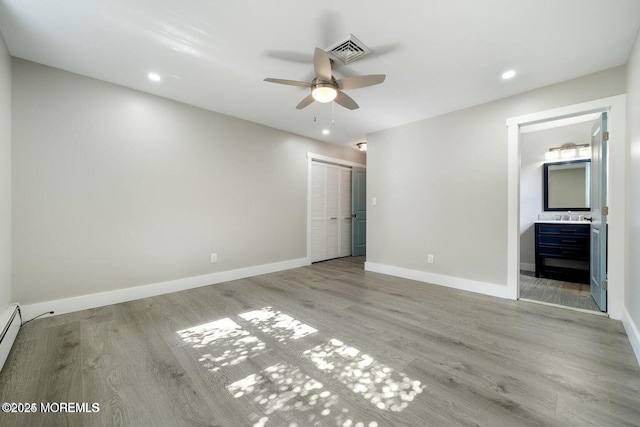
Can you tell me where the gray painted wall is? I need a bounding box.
[519,121,594,268]
[626,29,640,342]
[12,59,364,305]
[367,66,625,288]
[0,30,10,309]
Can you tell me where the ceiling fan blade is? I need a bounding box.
[313,47,332,81]
[264,78,311,88]
[296,94,315,110]
[337,74,386,90]
[334,91,359,110]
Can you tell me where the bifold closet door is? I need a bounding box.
[325,164,340,260]
[340,168,352,257]
[311,162,352,263]
[311,162,327,262]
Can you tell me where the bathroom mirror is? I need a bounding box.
[543,159,590,211]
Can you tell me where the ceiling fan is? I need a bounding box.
[264,48,385,110]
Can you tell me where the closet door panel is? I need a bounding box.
[325,165,340,260]
[311,163,327,262]
[340,168,352,257]
[311,219,326,262]
[311,163,326,218]
[326,166,339,217]
[310,162,355,262]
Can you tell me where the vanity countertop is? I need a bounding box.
[534,220,591,224]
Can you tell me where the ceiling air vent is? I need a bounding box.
[326,34,371,64]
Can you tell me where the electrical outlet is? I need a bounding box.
[210,253,218,263]
[427,254,434,264]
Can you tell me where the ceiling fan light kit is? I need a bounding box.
[264,44,385,111]
[311,82,338,103]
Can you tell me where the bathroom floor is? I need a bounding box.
[519,271,601,312]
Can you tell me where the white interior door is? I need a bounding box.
[590,112,608,311]
[310,161,353,262]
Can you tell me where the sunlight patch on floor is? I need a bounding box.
[227,362,379,427]
[304,338,424,412]
[177,317,266,372]
[179,309,408,425]
[239,306,318,342]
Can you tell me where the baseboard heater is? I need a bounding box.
[0,304,21,372]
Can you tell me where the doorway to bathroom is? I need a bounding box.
[518,113,603,312]
[506,94,627,318]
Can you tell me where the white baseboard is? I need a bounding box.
[20,258,311,320]
[364,262,508,299]
[520,262,535,272]
[622,306,640,367]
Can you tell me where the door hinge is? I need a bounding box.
[602,206,609,216]
[602,280,608,291]
[603,131,609,141]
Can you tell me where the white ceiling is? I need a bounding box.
[1,0,639,147]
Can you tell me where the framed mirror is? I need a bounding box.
[543,159,590,211]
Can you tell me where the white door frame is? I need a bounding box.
[506,94,626,320]
[306,153,366,263]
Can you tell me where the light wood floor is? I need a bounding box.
[520,272,601,312]
[1,257,639,426]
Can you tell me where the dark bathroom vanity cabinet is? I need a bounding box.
[534,222,590,284]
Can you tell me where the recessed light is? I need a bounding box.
[501,70,516,80]
[322,129,330,135]
[148,73,161,82]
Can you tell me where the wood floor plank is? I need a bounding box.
[81,316,220,427]
[0,256,638,426]
[344,301,572,417]
[0,334,36,427]
[0,322,84,427]
[404,359,558,427]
